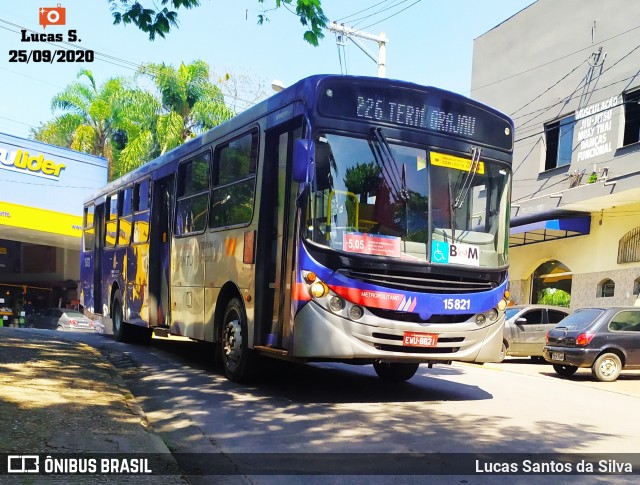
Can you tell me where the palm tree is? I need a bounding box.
[139,60,234,154]
[33,61,235,180]
[32,69,159,179]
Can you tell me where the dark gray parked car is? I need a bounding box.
[499,304,571,361]
[544,306,640,382]
[28,308,96,332]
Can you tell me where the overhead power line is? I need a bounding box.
[470,23,640,96]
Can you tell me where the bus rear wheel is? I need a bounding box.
[373,362,419,382]
[221,298,257,382]
[112,291,132,343]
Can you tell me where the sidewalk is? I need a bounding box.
[0,327,188,483]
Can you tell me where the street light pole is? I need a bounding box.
[327,22,388,77]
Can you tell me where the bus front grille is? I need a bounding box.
[337,269,496,294]
[375,344,460,354]
[368,308,473,323]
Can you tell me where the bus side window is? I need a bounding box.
[118,186,133,246]
[133,180,150,244]
[175,152,211,236]
[105,195,118,248]
[210,131,258,228]
[83,204,95,251]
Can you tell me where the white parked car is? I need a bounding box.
[499,304,571,361]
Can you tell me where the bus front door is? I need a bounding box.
[93,203,105,314]
[256,122,302,351]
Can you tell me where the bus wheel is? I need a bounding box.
[112,291,131,343]
[221,298,256,382]
[373,362,419,382]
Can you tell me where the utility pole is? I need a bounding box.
[327,22,388,77]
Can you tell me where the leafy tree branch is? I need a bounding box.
[108,0,327,45]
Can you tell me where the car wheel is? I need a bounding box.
[591,352,622,382]
[221,298,257,382]
[553,364,578,377]
[497,342,507,363]
[56,325,64,331]
[373,362,419,382]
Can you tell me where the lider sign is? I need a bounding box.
[0,145,66,180]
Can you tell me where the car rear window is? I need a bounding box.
[63,310,86,318]
[554,309,604,330]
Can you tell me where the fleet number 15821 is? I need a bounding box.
[443,298,471,310]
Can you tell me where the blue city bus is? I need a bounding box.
[80,75,513,382]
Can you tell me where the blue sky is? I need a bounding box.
[0,0,533,138]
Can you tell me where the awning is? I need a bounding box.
[510,215,591,247]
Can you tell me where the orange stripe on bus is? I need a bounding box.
[292,282,311,301]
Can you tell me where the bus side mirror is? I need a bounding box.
[293,139,314,184]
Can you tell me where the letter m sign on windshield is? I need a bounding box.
[431,240,480,266]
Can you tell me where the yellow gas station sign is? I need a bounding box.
[0,201,82,237]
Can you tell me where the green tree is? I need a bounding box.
[344,161,381,202]
[34,61,236,180]
[138,60,235,154]
[108,0,328,45]
[537,288,571,307]
[32,69,159,180]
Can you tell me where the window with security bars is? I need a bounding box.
[618,227,640,263]
[597,279,615,298]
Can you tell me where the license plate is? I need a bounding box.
[403,332,438,348]
[551,352,564,361]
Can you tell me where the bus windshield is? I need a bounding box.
[305,132,511,268]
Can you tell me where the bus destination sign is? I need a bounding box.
[317,80,513,150]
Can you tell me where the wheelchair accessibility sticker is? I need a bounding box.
[431,240,480,266]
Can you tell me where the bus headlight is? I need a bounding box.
[329,296,345,313]
[310,281,329,299]
[348,305,364,320]
[497,299,508,312]
[487,308,499,322]
[475,314,486,326]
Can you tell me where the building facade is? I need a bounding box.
[471,0,640,309]
[0,132,107,323]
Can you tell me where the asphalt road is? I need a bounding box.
[65,332,640,483]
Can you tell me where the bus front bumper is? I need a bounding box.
[292,300,504,363]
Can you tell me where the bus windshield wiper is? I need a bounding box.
[448,173,457,242]
[368,128,407,203]
[453,146,482,209]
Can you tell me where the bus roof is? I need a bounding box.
[85,74,512,204]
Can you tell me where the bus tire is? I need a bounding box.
[373,362,419,382]
[221,297,257,382]
[112,291,132,343]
